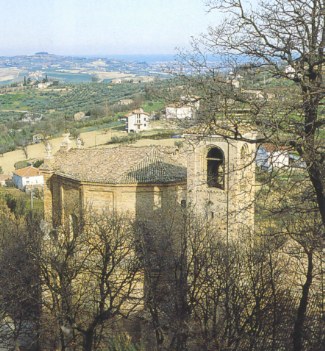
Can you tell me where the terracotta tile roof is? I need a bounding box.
[261,143,290,153]
[125,108,150,117]
[13,166,41,177]
[43,146,187,184]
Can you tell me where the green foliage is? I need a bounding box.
[151,131,174,139]
[110,133,141,144]
[33,159,44,168]
[14,160,28,169]
[0,81,151,152]
[4,193,26,218]
[0,187,43,215]
[69,127,80,139]
[141,100,164,113]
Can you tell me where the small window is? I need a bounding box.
[181,200,186,208]
[207,147,224,189]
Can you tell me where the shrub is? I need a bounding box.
[109,133,141,145]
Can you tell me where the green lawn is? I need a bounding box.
[141,101,164,113]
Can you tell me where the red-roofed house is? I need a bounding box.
[12,166,44,190]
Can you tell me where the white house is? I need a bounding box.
[166,104,195,120]
[32,133,44,144]
[111,78,122,84]
[37,82,52,89]
[21,113,43,124]
[124,108,150,133]
[256,144,305,171]
[166,96,200,120]
[12,166,44,191]
[118,99,134,106]
[74,111,88,121]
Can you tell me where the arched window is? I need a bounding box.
[207,147,224,189]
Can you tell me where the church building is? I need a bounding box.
[41,125,257,242]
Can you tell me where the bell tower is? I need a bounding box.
[185,129,257,241]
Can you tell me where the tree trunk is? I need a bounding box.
[307,162,325,230]
[303,95,325,231]
[83,329,94,351]
[292,250,313,351]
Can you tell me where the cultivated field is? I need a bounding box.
[0,68,21,82]
[90,71,135,80]
[0,129,177,174]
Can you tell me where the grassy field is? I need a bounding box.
[0,121,179,174]
[0,81,167,154]
[142,101,164,113]
[0,125,179,217]
[0,128,123,173]
[0,186,43,213]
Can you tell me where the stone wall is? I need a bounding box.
[186,135,256,241]
[43,173,187,227]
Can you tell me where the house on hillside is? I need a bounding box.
[111,78,122,84]
[124,108,150,133]
[37,82,52,89]
[0,174,10,187]
[74,111,88,121]
[118,99,134,106]
[21,113,43,124]
[32,133,45,144]
[12,166,44,191]
[256,144,305,171]
[166,104,195,120]
[165,96,200,120]
[242,89,275,100]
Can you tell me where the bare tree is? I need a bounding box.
[39,210,142,351]
[178,0,324,229]
[135,214,190,351]
[0,206,42,351]
[173,3,325,349]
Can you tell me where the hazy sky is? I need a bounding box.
[0,0,222,56]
